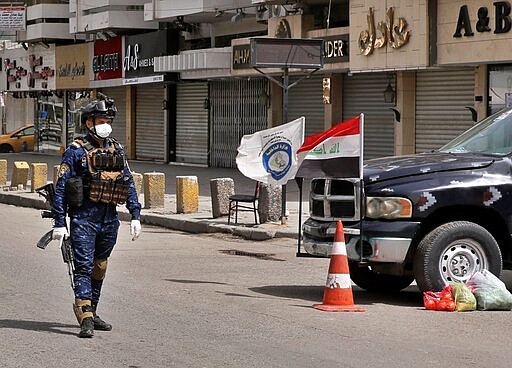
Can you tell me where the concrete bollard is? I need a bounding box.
[0,159,7,186]
[258,183,282,223]
[11,161,30,189]
[132,172,143,196]
[30,163,48,192]
[143,172,165,208]
[210,178,234,218]
[176,175,198,214]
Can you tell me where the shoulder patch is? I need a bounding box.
[58,163,71,178]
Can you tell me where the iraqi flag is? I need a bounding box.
[296,115,363,179]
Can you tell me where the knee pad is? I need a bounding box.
[92,258,108,281]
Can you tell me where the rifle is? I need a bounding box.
[36,183,75,290]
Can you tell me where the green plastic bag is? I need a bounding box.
[467,270,512,310]
[449,281,476,312]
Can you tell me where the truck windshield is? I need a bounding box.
[439,108,512,156]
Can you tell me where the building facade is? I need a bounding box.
[1,0,512,167]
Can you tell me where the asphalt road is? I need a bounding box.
[2,203,512,367]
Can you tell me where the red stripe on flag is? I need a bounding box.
[297,116,360,155]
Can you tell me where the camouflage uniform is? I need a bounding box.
[54,132,141,303]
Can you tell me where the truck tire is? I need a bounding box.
[413,221,502,292]
[348,261,415,292]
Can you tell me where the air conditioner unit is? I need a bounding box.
[270,5,287,18]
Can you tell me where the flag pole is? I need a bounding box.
[281,67,290,225]
[359,113,364,264]
[295,177,303,256]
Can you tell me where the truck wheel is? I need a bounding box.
[413,221,502,292]
[348,261,415,292]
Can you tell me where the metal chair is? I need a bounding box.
[228,181,260,225]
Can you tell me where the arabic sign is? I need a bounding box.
[55,43,90,89]
[358,7,410,56]
[0,6,26,31]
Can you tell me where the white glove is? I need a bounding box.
[130,220,141,241]
[52,227,69,241]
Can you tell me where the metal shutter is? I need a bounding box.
[288,74,324,136]
[176,83,209,165]
[415,69,475,153]
[343,73,395,159]
[103,86,127,147]
[210,78,268,168]
[135,83,165,161]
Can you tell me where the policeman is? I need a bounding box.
[52,93,142,338]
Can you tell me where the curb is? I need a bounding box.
[0,190,297,241]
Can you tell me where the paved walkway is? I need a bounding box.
[0,152,309,243]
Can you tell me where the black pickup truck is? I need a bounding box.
[302,107,512,292]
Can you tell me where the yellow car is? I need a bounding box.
[0,124,35,153]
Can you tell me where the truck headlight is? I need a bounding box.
[366,197,412,219]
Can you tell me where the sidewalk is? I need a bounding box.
[0,152,309,242]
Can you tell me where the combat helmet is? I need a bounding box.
[80,92,117,125]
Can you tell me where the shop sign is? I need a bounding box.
[453,2,512,37]
[124,30,178,80]
[233,45,251,69]
[55,43,89,89]
[234,35,347,69]
[93,37,122,80]
[321,35,349,63]
[3,53,55,90]
[358,7,410,55]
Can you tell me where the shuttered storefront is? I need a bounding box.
[176,83,209,165]
[103,86,127,147]
[343,72,395,159]
[210,78,268,168]
[135,83,166,161]
[288,74,324,137]
[415,69,475,152]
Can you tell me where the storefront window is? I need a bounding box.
[67,91,93,141]
[489,65,512,115]
[35,93,64,154]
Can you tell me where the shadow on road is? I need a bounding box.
[0,319,78,336]
[250,284,423,307]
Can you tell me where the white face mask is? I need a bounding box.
[94,123,112,138]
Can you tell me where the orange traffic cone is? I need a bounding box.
[313,220,365,312]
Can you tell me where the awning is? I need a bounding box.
[154,47,232,79]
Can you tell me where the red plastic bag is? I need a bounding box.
[423,285,456,311]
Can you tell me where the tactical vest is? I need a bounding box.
[74,137,130,205]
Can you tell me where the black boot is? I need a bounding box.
[73,299,95,338]
[79,317,94,338]
[91,301,112,331]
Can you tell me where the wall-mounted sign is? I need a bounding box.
[358,7,410,56]
[250,38,323,69]
[453,2,512,37]
[93,37,122,81]
[233,45,251,69]
[0,46,56,91]
[124,30,178,82]
[321,35,349,63]
[55,43,89,89]
[0,6,26,31]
